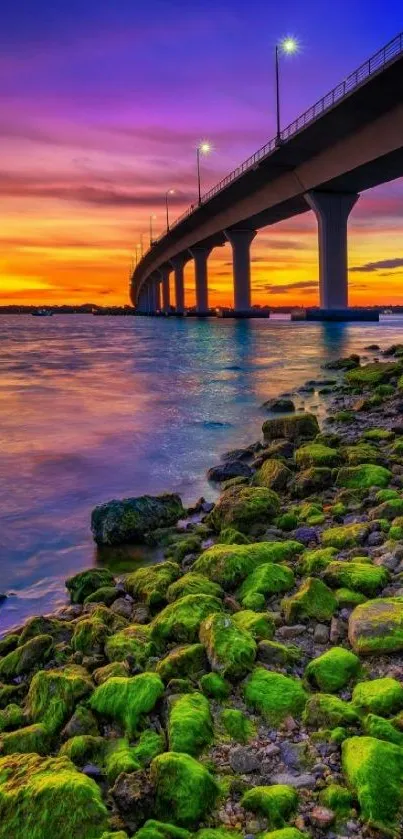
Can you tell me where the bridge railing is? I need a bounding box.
[144,31,403,256]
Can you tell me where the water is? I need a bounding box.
[1,314,402,631]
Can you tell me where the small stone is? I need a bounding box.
[294,526,319,546]
[330,617,345,644]
[229,746,260,774]
[263,398,295,413]
[271,772,317,789]
[314,623,330,644]
[208,462,253,482]
[310,806,336,827]
[131,603,151,624]
[277,624,306,639]
[111,597,134,620]
[367,532,384,547]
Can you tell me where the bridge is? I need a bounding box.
[130,32,403,317]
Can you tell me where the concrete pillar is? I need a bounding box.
[224,229,257,312]
[136,286,148,313]
[160,265,171,312]
[148,277,160,314]
[189,246,212,314]
[170,254,187,314]
[305,191,359,310]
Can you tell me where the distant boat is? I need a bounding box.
[32,309,53,317]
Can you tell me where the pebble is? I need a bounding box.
[270,772,317,788]
[277,624,306,639]
[229,746,260,774]
[313,623,329,644]
[310,805,336,827]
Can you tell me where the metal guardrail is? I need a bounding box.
[140,30,403,262]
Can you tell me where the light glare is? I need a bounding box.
[279,36,298,55]
[199,141,212,154]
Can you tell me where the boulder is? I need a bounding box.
[262,398,296,413]
[199,612,256,680]
[342,736,403,834]
[348,596,403,655]
[253,459,292,491]
[91,494,184,545]
[207,485,280,533]
[262,413,319,442]
[207,462,253,482]
[151,752,218,826]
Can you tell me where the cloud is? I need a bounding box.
[254,280,317,294]
[350,258,403,273]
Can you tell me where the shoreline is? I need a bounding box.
[1,344,403,837]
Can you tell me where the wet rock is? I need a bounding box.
[314,623,330,644]
[111,596,135,620]
[270,772,317,789]
[207,462,253,483]
[262,398,295,413]
[229,746,260,773]
[110,771,155,833]
[277,624,306,639]
[294,526,319,546]
[91,493,185,545]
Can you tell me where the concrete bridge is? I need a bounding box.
[130,32,403,317]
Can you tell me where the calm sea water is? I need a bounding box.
[1,314,402,631]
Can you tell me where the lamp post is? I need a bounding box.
[275,37,299,144]
[165,189,175,232]
[149,214,156,247]
[196,141,212,206]
[135,244,141,267]
[140,234,144,257]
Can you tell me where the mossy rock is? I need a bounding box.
[134,821,190,839]
[199,612,256,680]
[352,677,403,716]
[369,497,403,521]
[167,573,223,603]
[0,723,50,755]
[323,561,389,596]
[276,512,299,531]
[84,586,119,606]
[0,753,107,839]
[319,783,353,817]
[217,528,251,545]
[232,610,275,640]
[125,562,180,607]
[59,734,106,766]
[91,493,185,545]
[321,522,369,549]
[151,752,218,826]
[26,665,93,736]
[335,588,367,608]
[71,616,111,656]
[363,427,394,441]
[305,647,361,693]
[151,594,223,645]
[260,828,307,839]
[295,443,341,468]
[0,635,53,680]
[168,692,213,755]
[262,413,319,442]
[342,735,403,835]
[105,624,155,665]
[93,661,129,685]
[257,640,300,666]
[363,713,403,746]
[156,644,207,682]
[207,485,280,534]
[282,578,337,623]
[0,636,19,657]
[62,704,99,738]
[18,616,72,646]
[253,459,292,491]
[166,535,203,563]
[341,443,382,466]
[291,467,332,498]
[106,739,141,783]
[336,464,392,489]
[345,361,400,388]
[220,708,255,743]
[348,597,403,655]
[303,694,360,728]
[238,563,295,610]
[0,704,24,734]
[193,541,302,589]
[90,672,164,737]
[0,684,23,711]
[66,568,115,604]
[299,547,337,575]
[241,784,298,829]
[244,667,307,724]
[199,672,231,700]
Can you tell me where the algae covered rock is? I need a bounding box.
[345,361,400,387]
[66,568,115,604]
[106,739,141,783]
[0,723,50,755]
[199,672,231,699]
[27,665,93,735]
[282,578,337,623]
[90,672,164,737]
[303,694,360,728]
[323,560,389,596]
[305,647,361,693]
[352,677,403,716]
[0,634,53,679]
[168,692,213,755]
[321,522,369,549]
[220,708,254,743]
[363,713,403,746]
[336,464,392,489]
[238,563,295,610]
[134,821,190,839]
[91,493,185,545]
[208,485,280,534]
[167,573,223,603]
[348,596,403,655]
[260,830,307,839]
[0,753,107,839]
[193,541,302,589]
[342,735,403,834]
[125,561,180,607]
[262,413,319,442]
[151,751,218,825]
[156,644,207,681]
[253,459,292,491]
[105,624,155,665]
[299,547,337,575]
[241,784,298,829]
[232,610,275,640]
[151,594,222,644]
[199,612,256,680]
[244,667,307,724]
[295,443,341,468]
[291,467,332,498]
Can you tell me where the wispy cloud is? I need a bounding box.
[351,258,403,273]
[254,280,317,294]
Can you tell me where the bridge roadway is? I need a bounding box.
[130,33,403,316]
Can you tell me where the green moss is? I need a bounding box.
[156,644,207,681]
[260,830,307,839]
[0,704,24,733]
[363,713,403,746]
[303,694,360,728]
[291,467,332,498]
[26,665,93,736]
[342,735,403,834]
[125,561,180,607]
[199,672,230,700]
[392,439,403,456]
[217,528,251,544]
[90,672,164,737]
[59,734,106,766]
[134,821,190,839]
[348,597,403,655]
[167,573,223,603]
[341,443,382,465]
[151,751,218,826]
[168,692,213,755]
[257,640,300,666]
[345,361,400,387]
[199,612,256,680]
[220,708,255,743]
[352,677,403,716]
[196,831,241,839]
[84,586,118,606]
[66,568,115,604]
[241,784,298,829]
[305,647,360,693]
[105,624,155,665]
[0,634,53,679]
[71,617,110,656]
[282,577,337,623]
[295,443,341,468]
[363,427,394,441]
[276,513,299,532]
[253,459,292,491]
[323,561,389,596]
[207,485,281,534]
[321,522,369,549]
[319,784,353,816]
[0,753,107,839]
[232,610,275,640]
[0,723,50,755]
[238,563,295,610]
[299,547,337,575]
[335,588,367,607]
[0,684,23,710]
[100,832,129,839]
[370,497,403,521]
[151,594,223,645]
[0,636,19,657]
[193,541,302,589]
[105,739,140,783]
[333,410,355,423]
[132,729,165,766]
[262,413,319,442]
[336,464,392,489]
[244,667,307,724]
[166,535,203,563]
[93,661,129,684]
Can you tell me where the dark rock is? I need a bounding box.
[91,493,185,545]
[111,771,155,833]
[221,448,253,462]
[262,398,295,413]
[270,772,317,789]
[207,461,253,483]
[294,526,319,546]
[229,746,260,774]
[0,594,7,605]
[66,569,115,604]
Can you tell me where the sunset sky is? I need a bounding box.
[1,0,403,307]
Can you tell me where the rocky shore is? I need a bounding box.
[1,344,403,839]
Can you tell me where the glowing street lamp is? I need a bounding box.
[165,189,175,232]
[196,141,212,206]
[149,214,157,246]
[275,36,299,144]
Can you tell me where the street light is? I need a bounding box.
[275,36,299,144]
[196,141,212,206]
[165,189,175,232]
[149,214,157,247]
[135,243,141,267]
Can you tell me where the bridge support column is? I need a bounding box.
[224,229,256,313]
[170,254,187,315]
[160,266,171,313]
[189,246,212,314]
[305,191,359,309]
[136,286,148,313]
